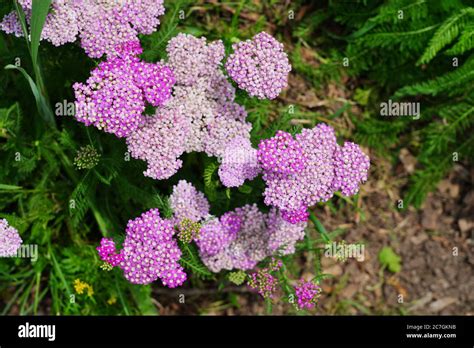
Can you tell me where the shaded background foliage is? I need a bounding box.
[0,0,472,315]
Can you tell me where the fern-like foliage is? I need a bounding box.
[446,23,474,54]
[418,8,474,64]
[395,54,474,97]
[178,241,214,280]
[323,0,474,207]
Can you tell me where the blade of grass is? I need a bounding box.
[4,64,55,127]
[30,0,52,66]
[13,0,31,53]
[309,212,331,243]
[12,0,56,128]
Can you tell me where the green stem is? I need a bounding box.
[309,212,331,243]
[52,140,108,235]
[14,0,56,128]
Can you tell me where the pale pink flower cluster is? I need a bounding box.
[126,34,255,183]
[169,180,210,222]
[0,0,165,58]
[200,204,306,272]
[225,32,291,99]
[166,182,307,272]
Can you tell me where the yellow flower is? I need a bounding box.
[73,279,94,297]
[107,296,117,305]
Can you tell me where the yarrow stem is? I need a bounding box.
[309,212,331,243]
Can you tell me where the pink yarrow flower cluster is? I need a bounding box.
[258,124,370,224]
[126,34,256,184]
[96,209,186,288]
[169,180,210,222]
[0,219,22,257]
[73,41,175,138]
[0,0,166,58]
[199,204,307,272]
[225,32,291,99]
[166,182,307,272]
[96,238,123,267]
[218,136,260,187]
[258,130,307,174]
[196,217,237,256]
[120,209,186,287]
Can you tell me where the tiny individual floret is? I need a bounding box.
[228,270,247,286]
[74,145,101,170]
[225,32,291,99]
[0,219,22,257]
[169,180,210,222]
[294,279,322,310]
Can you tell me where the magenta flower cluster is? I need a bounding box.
[257,130,307,174]
[332,142,371,196]
[0,0,166,58]
[294,279,322,310]
[196,212,242,256]
[225,31,291,99]
[258,124,370,224]
[97,209,186,287]
[73,41,175,138]
[126,110,189,180]
[196,218,237,256]
[0,219,22,257]
[120,209,186,287]
[96,238,123,267]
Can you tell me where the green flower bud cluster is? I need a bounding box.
[227,270,247,285]
[74,145,101,170]
[177,218,201,244]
